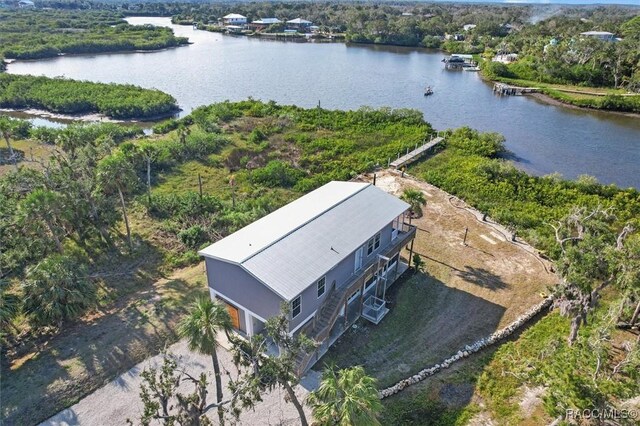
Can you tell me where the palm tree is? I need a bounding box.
[0,116,18,170]
[0,281,21,338]
[139,143,159,206]
[400,188,426,218]
[22,255,96,327]
[307,365,383,426]
[96,153,137,251]
[178,297,232,425]
[19,189,65,253]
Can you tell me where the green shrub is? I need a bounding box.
[251,160,305,188]
[178,225,207,249]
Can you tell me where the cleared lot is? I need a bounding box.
[319,170,557,388]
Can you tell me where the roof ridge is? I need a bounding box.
[239,182,371,264]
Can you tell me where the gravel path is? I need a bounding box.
[41,336,320,426]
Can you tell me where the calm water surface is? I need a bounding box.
[8,17,640,187]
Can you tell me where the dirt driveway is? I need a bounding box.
[370,170,555,325]
[41,337,318,426]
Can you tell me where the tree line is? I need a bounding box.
[0,9,189,61]
[0,74,179,119]
[483,14,640,92]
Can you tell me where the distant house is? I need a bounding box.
[543,38,558,53]
[493,53,518,63]
[580,31,616,42]
[199,181,416,374]
[286,18,313,30]
[18,0,35,8]
[250,18,282,31]
[463,24,476,32]
[222,14,247,26]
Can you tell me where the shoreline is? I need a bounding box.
[0,107,178,125]
[526,92,640,119]
[5,43,190,64]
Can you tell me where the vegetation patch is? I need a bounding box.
[0,74,179,119]
[0,9,189,60]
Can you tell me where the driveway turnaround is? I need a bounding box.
[42,337,319,426]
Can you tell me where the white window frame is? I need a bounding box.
[355,246,364,272]
[367,232,381,256]
[317,276,326,298]
[291,295,301,319]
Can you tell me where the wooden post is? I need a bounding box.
[408,239,415,268]
[463,227,468,246]
[373,173,376,186]
[344,299,348,326]
[388,157,390,167]
[198,173,203,199]
[406,147,409,155]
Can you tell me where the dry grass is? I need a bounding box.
[1,262,207,425]
[369,170,556,325]
[0,138,56,176]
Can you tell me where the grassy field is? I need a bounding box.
[0,138,56,175]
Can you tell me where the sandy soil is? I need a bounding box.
[364,170,557,325]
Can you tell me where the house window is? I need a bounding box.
[364,274,377,292]
[367,232,381,255]
[317,276,326,298]
[291,296,301,319]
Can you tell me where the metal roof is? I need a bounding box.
[253,18,281,24]
[199,181,410,301]
[580,31,614,36]
[287,18,312,24]
[223,14,246,19]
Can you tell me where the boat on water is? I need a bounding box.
[424,85,434,96]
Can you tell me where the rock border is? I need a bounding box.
[379,297,554,399]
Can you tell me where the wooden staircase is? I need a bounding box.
[294,224,417,376]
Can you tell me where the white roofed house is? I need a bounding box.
[286,18,313,31]
[580,31,617,42]
[199,181,417,374]
[222,13,247,26]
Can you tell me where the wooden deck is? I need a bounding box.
[493,82,540,96]
[390,137,444,169]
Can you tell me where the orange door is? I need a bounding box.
[225,303,240,330]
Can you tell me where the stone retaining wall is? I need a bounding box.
[379,297,554,399]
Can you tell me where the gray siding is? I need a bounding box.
[205,258,283,322]
[207,221,399,333]
[289,221,396,331]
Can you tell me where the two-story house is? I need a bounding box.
[199,181,416,372]
[222,14,247,26]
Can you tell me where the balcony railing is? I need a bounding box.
[361,296,389,324]
[295,224,416,375]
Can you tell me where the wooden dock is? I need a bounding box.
[390,137,444,169]
[493,82,540,96]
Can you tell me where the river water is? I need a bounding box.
[7,17,640,187]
